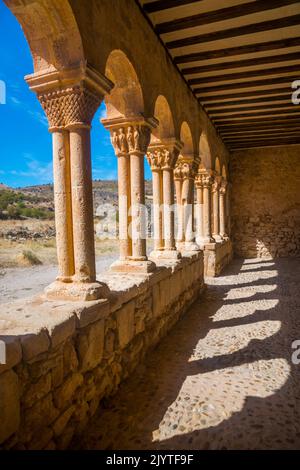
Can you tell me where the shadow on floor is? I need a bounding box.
[73,258,300,450]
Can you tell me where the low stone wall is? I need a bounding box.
[0,253,204,450]
[203,240,233,277]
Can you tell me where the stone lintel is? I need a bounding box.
[25,63,113,97]
[101,114,158,131]
[148,137,183,154]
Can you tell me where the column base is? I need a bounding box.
[150,249,181,260]
[213,234,224,243]
[110,258,156,273]
[182,241,201,252]
[44,280,109,302]
[200,236,214,245]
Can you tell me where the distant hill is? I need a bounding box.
[0,180,153,220]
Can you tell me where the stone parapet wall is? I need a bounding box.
[203,240,233,277]
[231,145,300,259]
[0,253,204,450]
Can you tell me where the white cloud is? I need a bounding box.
[8,154,53,184]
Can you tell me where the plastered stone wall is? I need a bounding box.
[0,254,204,450]
[230,145,300,258]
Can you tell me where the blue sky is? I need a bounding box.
[0,2,151,188]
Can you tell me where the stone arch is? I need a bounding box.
[215,157,221,175]
[199,132,212,170]
[104,50,144,119]
[151,95,175,142]
[180,121,194,159]
[4,0,85,73]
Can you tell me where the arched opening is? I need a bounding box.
[3,0,85,73]
[215,157,221,175]
[151,95,175,143]
[104,50,144,120]
[199,132,212,171]
[222,165,227,180]
[180,121,194,159]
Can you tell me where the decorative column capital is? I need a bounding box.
[202,173,213,188]
[220,178,228,195]
[26,65,113,131]
[147,139,182,171]
[174,156,197,181]
[102,115,158,157]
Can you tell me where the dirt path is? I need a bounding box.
[73,258,300,450]
[0,255,117,303]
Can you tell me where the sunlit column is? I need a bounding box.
[181,161,199,251]
[212,176,222,242]
[195,172,204,246]
[219,178,228,239]
[202,174,213,244]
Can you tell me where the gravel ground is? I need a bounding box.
[0,255,117,303]
[73,257,300,450]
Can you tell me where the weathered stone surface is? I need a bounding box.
[115,301,135,349]
[21,331,50,362]
[77,320,105,372]
[53,372,83,409]
[0,370,20,444]
[52,406,75,437]
[231,146,300,259]
[22,373,52,408]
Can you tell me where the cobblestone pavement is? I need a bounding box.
[75,258,300,450]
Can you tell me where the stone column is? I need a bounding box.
[27,66,113,300]
[195,172,204,246]
[181,161,199,252]
[174,162,184,248]
[226,181,231,237]
[147,149,164,254]
[103,118,157,273]
[147,141,181,259]
[67,123,97,283]
[51,129,74,282]
[109,128,131,261]
[202,174,214,244]
[219,178,228,239]
[212,177,222,242]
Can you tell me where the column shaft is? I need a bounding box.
[130,153,147,260]
[219,191,226,238]
[175,178,184,244]
[152,170,163,251]
[52,130,74,281]
[117,154,131,260]
[69,126,96,282]
[196,183,204,242]
[163,168,176,250]
[203,183,212,242]
[212,187,221,241]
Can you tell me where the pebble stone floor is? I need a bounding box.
[75,258,300,450]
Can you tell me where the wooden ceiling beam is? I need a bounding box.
[174,37,300,64]
[182,52,300,75]
[194,75,299,94]
[166,14,300,49]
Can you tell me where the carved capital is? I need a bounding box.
[147,141,181,171]
[103,116,157,158]
[202,174,213,188]
[220,179,228,195]
[26,65,113,131]
[38,86,102,129]
[195,173,203,189]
